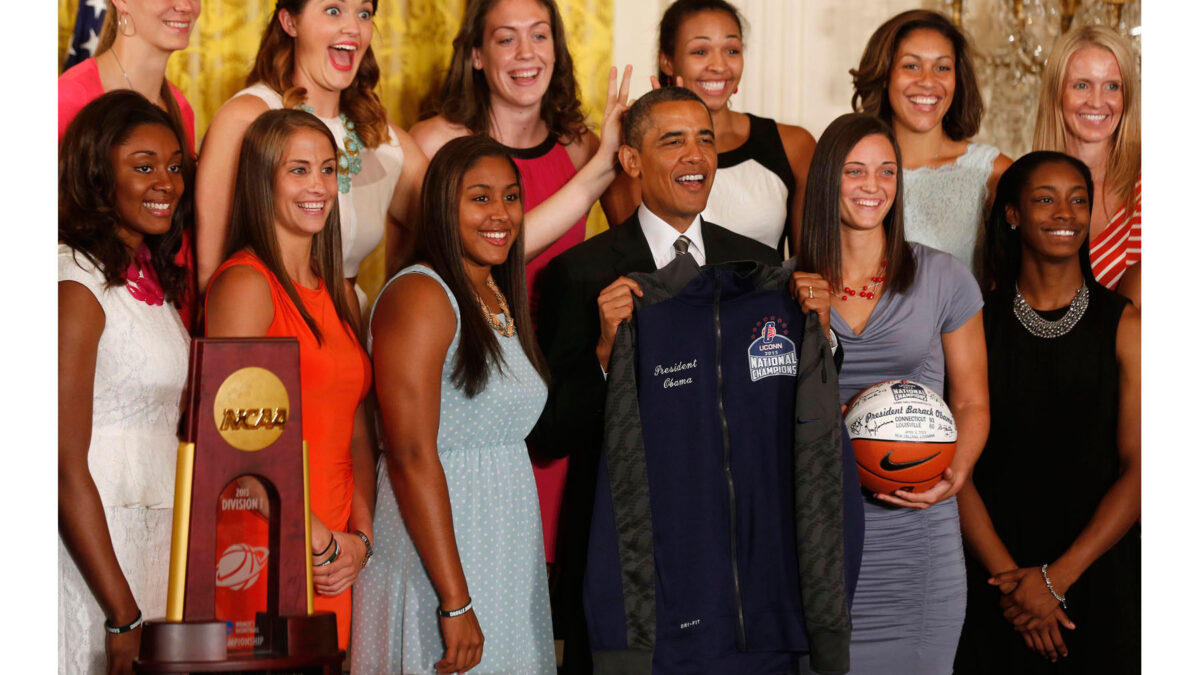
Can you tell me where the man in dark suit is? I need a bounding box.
[531,86,781,673]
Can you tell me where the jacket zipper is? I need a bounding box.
[713,282,748,650]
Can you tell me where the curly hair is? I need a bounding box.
[851,9,983,142]
[59,90,190,305]
[246,0,391,149]
[224,110,357,345]
[433,0,589,145]
[981,151,1096,295]
[656,0,746,86]
[412,134,546,397]
[1033,24,1140,208]
[798,113,916,295]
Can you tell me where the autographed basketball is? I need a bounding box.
[845,380,956,494]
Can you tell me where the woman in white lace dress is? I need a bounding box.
[58,91,192,674]
[852,10,1011,277]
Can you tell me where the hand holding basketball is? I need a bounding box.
[872,466,964,508]
[788,272,832,339]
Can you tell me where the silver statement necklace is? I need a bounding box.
[1012,283,1089,339]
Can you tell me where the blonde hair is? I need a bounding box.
[94,6,188,155]
[1033,24,1140,206]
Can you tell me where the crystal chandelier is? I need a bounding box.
[944,0,1141,157]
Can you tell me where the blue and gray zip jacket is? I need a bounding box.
[585,257,863,675]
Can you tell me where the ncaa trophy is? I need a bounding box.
[135,338,343,673]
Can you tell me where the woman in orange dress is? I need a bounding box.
[205,109,374,649]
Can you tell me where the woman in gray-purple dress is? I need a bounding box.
[791,113,989,675]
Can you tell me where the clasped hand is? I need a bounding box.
[990,566,1076,662]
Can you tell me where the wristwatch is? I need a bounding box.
[354,530,373,568]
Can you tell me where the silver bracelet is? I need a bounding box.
[437,597,473,618]
[313,536,341,567]
[1040,563,1067,609]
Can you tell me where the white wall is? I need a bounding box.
[612,0,942,138]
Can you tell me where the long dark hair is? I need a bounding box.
[246,0,391,149]
[414,134,547,397]
[433,0,588,146]
[657,0,746,85]
[224,109,357,344]
[981,151,1096,295]
[799,112,915,294]
[851,10,983,142]
[59,90,190,305]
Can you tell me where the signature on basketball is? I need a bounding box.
[849,417,893,437]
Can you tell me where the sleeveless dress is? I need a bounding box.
[701,113,796,256]
[233,83,407,304]
[800,244,982,675]
[954,281,1139,674]
[1089,176,1141,289]
[58,244,190,674]
[207,251,372,650]
[903,143,1000,276]
[507,133,588,564]
[351,265,555,674]
[59,58,200,331]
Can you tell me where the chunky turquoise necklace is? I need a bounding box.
[299,104,363,194]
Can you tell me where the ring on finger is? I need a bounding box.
[808,285,814,299]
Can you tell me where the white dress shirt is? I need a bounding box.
[638,204,707,269]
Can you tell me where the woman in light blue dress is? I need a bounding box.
[351,135,555,674]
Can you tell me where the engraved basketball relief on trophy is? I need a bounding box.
[212,366,291,451]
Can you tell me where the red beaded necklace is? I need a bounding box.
[840,261,886,301]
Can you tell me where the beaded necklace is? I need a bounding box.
[839,261,887,301]
[475,277,516,338]
[299,104,363,193]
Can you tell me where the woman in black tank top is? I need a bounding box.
[956,151,1141,674]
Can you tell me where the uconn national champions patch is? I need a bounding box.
[748,318,797,381]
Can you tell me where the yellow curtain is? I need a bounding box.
[58,0,613,304]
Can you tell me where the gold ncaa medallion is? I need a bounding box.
[213,367,290,451]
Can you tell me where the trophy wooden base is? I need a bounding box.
[135,612,343,673]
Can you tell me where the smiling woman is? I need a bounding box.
[852,10,1012,278]
[1033,25,1141,304]
[606,0,818,257]
[204,110,375,652]
[409,0,633,597]
[794,112,989,675]
[957,152,1141,673]
[352,135,555,674]
[194,0,428,310]
[58,91,192,674]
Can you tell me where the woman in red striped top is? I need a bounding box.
[1034,25,1140,307]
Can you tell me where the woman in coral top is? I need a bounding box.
[205,109,374,649]
[1034,24,1141,307]
[59,1,201,330]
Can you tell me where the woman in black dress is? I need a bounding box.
[954,151,1140,673]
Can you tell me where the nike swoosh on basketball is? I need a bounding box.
[879,449,941,471]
